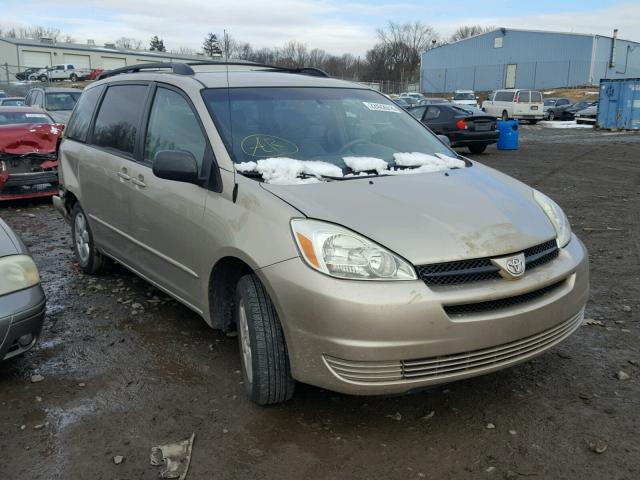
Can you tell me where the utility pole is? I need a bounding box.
[3,63,9,83]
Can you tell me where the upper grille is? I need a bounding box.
[416,239,559,286]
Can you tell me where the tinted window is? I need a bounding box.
[0,112,52,125]
[144,88,206,167]
[495,91,514,102]
[424,106,441,119]
[45,92,81,111]
[66,85,104,142]
[530,91,542,103]
[92,84,148,156]
[517,91,530,103]
[408,106,426,120]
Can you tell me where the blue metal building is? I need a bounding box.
[420,28,640,93]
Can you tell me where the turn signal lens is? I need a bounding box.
[456,119,467,130]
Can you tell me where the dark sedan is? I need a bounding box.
[546,100,595,121]
[0,217,46,361]
[408,104,499,153]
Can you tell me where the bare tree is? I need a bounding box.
[175,46,197,55]
[114,37,143,50]
[449,25,496,42]
[375,21,440,83]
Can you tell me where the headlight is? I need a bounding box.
[291,219,417,280]
[0,255,40,296]
[533,190,571,248]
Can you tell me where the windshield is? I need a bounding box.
[202,87,454,169]
[45,92,81,111]
[454,92,475,100]
[0,112,52,125]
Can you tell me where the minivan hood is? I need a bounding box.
[261,164,556,265]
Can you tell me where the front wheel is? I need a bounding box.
[235,274,295,405]
[71,203,106,274]
[39,75,47,82]
[548,111,555,121]
[468,144,487,154]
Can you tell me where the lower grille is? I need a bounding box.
[444,280,565,317]
[416,239,559,286]
[323,309,583,384]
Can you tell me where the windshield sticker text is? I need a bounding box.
[241,134,299,157]
[363,102,401,113]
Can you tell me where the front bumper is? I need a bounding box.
[0,172,58,201]
[259,235,588,395]
[0,284,46,361]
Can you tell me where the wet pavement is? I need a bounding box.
[1,126,639,479]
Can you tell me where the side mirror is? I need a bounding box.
[437,134,451,147]
[152,150,199,183]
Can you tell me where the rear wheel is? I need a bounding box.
[69,73,78,82]
[71,203,105,274]
[529,119,538,125]
[501,110,509,121]
[468,144,487,154]
[235,274,295,405]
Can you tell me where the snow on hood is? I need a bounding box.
[393,152,465,170]
[236,158,343,185]
[343,156,389,174]
[236,153,465,185]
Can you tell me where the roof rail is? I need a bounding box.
[187,61,330,78]
[96,62,194,80]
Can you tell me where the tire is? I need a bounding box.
[71,203,105,274]
[39,75,47,82]
[501,110,509,121]
[548,111,555,121]
[235,274,295,405]
[529,119,538,125]
[70,73,78,82]
[468,144,487,154]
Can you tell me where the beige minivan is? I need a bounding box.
[482,89,545,122]
[54,63,588,404]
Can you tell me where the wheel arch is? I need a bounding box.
[207,256,254,331]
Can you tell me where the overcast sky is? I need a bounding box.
[1,0,638,55]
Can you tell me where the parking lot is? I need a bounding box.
[1,124,638,479]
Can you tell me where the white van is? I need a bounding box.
[481,89,544,123]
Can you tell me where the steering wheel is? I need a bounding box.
[338,138,370,154]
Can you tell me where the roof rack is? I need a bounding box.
[96,62,194,80]
[95,61,331,81]
[187,61,330,78]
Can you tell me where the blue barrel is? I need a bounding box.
[497,120,519,150]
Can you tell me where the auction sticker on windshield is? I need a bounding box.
[363,102,401,113]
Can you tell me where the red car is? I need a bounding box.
[87,69,104,80]
[0,106,64,201]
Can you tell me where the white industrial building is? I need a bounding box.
[0,36,213,80]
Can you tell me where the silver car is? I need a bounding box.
[0,218,46,361]
[53,63,589,404]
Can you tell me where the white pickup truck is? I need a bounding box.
[29,64,90,82]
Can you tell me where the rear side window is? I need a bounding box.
[517,91,530,103]
[495,91,514,102]
[66,85,104,142]
[531,91,543,103]
[144,87,206,167]
[409,106,426,120]
[92,84,148,156]
[424,106,441,119]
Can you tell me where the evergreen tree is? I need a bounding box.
[149,35,166,52]
[202,33,223,57]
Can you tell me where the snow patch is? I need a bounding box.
[343,156,388,174]
[235,158,343,185]
[393,152,465,170]
[538,120,593,129]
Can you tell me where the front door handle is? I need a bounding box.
[131,176,146,188]
[117,171,131,181]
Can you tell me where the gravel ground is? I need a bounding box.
[1,125,639,480]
